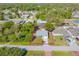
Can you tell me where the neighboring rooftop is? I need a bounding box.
[37,19,47,24]
[67,27,79,36]
[72,10,79,18]
[52,27,70,37]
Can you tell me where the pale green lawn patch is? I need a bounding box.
[26,51,45,56]
[52,51,73,56]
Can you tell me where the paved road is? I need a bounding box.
[0,44,79,51]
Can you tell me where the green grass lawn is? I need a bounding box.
[26,51,45,56]
[49,36,68,46]
[9,42,31,45]
[52,51,73,56]
[31,37,44,45]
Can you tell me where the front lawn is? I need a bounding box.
[31,37,44,45]
[9,42,31,45]
[48,36,68,46]
[54,36,67,46]
[26,50,45,56]
[52,51,73,56]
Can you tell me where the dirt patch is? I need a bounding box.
[45,51,52,56]
[72,51,79,56]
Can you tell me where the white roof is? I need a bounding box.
[37,19,47,24]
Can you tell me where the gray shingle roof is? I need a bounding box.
[72,11,79,18]
[52,27,70,37]
[67,27,79,36]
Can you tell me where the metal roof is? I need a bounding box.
[36,29,48,37]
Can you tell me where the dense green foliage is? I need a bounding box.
[0,4,77,20]
[3,21,14,28]
[36,12,47,20]
[45,22,55,32]
[0,47,27,56]
[0,23,34,42]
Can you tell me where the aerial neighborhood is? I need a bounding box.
[0,4,79,56]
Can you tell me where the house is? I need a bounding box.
[37,19,47,24]
[2,9,10,14]
[3,14,10,20]
[72,10,79,18]
[26,19,34,23]
[64,19,73,25]
[64,19,79,26]
[37,19,47,28]
[2,9,11,20]
[52,27,70,37]
[20,11,30,19]
[20,11,34,19]
[9,19,34,24]
[67,27,79,37]
[18,10,22,14]
[36,29,48,44]
[53,26,79,37]
[10,19,25,24]
[52,26,78,46]
[30,10,38,15]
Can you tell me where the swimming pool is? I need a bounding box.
[74,20,79,24]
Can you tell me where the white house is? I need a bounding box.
[36,29,48,44]
[20,11,30,19]
[37,19,47,24]
[72,10,79,18]
[30,10,38,15]
[2,9,10,14]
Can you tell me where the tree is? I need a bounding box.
[8,34,17,41]
[18,23,34,42]
[3,28,9,35]
[36,13,47,20]
[0,14,4,20]
[3,21,14,28]
[45,22,55,32]
[21,23,34,33]
[0,47,27,56]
